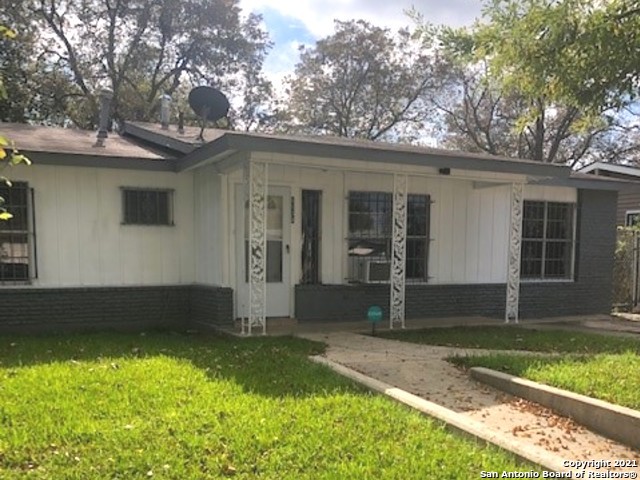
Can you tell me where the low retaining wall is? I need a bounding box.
[470,367,640,450]
[310,356,567,473]
[0,284,233,334]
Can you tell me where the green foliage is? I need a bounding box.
[0,332,535,478]
[0,22,31,221]
[1,0,272,128]
[0,26,16,100]
[451,352,640,410]
[378,325,640,353]
[413,0,640,164]
[474,0,640,113]
[283,20,436,142]
[612,227,640,308]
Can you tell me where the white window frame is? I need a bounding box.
[520,200,577,282]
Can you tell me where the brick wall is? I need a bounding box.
[190,284,234,329]
[295,284,505,322]
[0,284,233,334]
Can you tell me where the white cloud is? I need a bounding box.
[240,0,481,39]
[241,0,483,96]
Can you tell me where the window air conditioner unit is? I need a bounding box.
[357,260,391,283]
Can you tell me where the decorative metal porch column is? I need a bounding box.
[505,183,524,323]
[243,161,268,335]
[390,174,408,329]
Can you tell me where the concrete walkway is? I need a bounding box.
[298,331,640,470]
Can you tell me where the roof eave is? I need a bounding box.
[531,176,636,191]
[123,122,196,155]
[176,135,234,172]
[178,132,572,178]
[25,151,177,172]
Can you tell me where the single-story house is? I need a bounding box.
[0,107,629,333]
[580,161,640,226]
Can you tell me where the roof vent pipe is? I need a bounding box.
[160,94,171,130]
[94,88,113,148]
[177,110,185,135]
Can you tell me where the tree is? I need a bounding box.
[429,63,632,166]
[2,0,272,128]
[282,20,436,142]
[413,1,640,165]
[0,25,31,221]
[473,0,640,114]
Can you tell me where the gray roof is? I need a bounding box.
[563,171,640,191]
[1,122,172,160]
[2,121,635,190]
[579,161,640,179]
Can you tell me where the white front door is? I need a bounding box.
[235,185,291,318]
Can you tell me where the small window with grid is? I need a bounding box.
[625,211,640,227]
[122,188,174,226]
[521,201,575,280]
[0,182,33,283]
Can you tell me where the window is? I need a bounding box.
[347,191,430,282]
[625,211,640,227]
[122,188,173,225]
[0,182,32,282]
[244,194,285,283]
[521,201,575,279]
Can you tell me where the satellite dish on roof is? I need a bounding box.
[188,86,230,141]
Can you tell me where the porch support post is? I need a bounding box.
[505,183,524,323]
[390,174,408,329]
[244,160,268,335]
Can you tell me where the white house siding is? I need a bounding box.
[228,153,578,292]
[193,164,225,286]
[10,163,195,287]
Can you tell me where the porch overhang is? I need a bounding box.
[176,131,572,178]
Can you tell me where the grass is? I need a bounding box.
[377,325,640,354]
[0,332,536,479]
[450,352,640,410]
[378,325,640,411]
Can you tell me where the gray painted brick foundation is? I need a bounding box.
[190,284,234,329]
[296,188,617,322]
[295,284,506,322]
[0,284,233,334]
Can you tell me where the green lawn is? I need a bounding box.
[450,352,640,410]
[0,332,535,479]
[377,325,640,354]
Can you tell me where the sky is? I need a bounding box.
[238,0,484,85]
